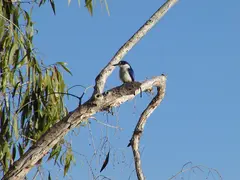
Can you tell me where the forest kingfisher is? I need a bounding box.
[113,61,135,83]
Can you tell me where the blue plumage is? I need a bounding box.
[128,66,135,82]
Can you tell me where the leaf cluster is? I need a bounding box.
[0,0,74,177]
[39,0,110,16]
[0,0,111,178]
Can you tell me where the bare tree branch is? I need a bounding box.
[129,76,166,180]
[92,0,178,95]
[3,76,166,180]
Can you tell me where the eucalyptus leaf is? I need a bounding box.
[85,0,93,16]
[56,62,72,75]
[50,0,56,15]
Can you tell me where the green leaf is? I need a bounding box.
[13,6,19,28]
[12,81,20,98]
[104,0,110,16]
[63,148,75,176]
[39,0,46,6]
[3,154,9,172]
[8,43,18,64]
[54,146,62,165]
[23,10,31,25]
[49,0,56,15]
[12,145,16,161]
[33,57,42,74]
[3,141,9,154]
[56,62,72,75]
[100,150,110,172]
[85,0,93,16]
[48,172,52,180]
[47,144,61,161]
[60,152,65,166]
[18,143,24,157]
[13,113,19,139]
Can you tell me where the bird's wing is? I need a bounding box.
[129,67,135,82]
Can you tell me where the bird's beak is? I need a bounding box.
[113,63,120,66]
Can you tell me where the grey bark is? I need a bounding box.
[129,83,166,180]
[3,77,166,179]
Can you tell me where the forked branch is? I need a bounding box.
[3,76,166,180]
[93,0,178,95]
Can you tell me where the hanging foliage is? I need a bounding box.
[0,0,110,178]
[0,0,73,176]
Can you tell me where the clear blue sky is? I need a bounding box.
[28,0,240,179]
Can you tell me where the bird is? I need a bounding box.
[113,61,135,83]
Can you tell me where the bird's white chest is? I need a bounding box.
[119,68,132,83]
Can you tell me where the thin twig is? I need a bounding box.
[169,163,223,180]
[50,92,81,101]
[67,84,88,91]
[21,134,37,143]
[71,149,96,179]
[88,123,97,155]
[32,168,39,180]
[89,116,122,130]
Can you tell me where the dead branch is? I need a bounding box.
[129,77,166,180]
[3,76,166,180]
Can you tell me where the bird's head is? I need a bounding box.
[113,61,131,68]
